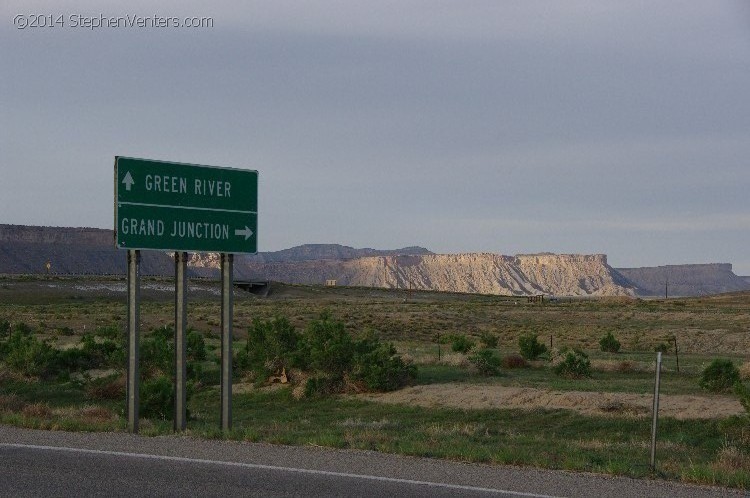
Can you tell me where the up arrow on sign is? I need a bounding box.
[122,171,135,191]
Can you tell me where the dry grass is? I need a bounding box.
[21,402,52,419]
[77,405,117,423]
[85,374,126,400]
[0,394,25,413]
[590,359,648,373]
[739,361,750,381]
[501,354,528,369]
[713,445,750,471]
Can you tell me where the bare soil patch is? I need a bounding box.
[358,383,745,419]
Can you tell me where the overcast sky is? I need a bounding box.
[2,1,749,273]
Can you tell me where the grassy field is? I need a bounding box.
[0,276,749,488]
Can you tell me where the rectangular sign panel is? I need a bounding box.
[114,157,257,253]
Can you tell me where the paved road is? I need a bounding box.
[0,426,743,497]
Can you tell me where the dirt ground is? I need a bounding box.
[358,383,745,419]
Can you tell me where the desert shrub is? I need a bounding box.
[351,333,416,391]
[140,375,173,420]
[479,332,499,349]
[518,334,547,361]
[469,348,501,376]
[501,354,529,369]
[303,312,355,378]
[238,313,414,396]
[140,332,173,377]
[734,382,750,415]
[699,359,740,393]
[553,349,592,378]
[236,317,302,381]
[451,335,474,354]
[56,326,74,336]
[654,343,670,354]
[94,325,120,339]
[1,330,57,378]
[599,332,621,353]
[13,322,33,336]
[187,329,207,362]
[0,319,10,340]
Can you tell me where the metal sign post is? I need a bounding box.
[650,351,663,471]
[126,249,140,433]
[221,253,234,431]
[174,251,188,431]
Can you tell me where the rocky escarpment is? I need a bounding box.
[240,253,635,296]
[615,264,750,297]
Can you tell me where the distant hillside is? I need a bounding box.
[242,244,432,263]
[615,264,750,297]
[0,225,430,277]
[0,225,176,275]
[3,224,748,297]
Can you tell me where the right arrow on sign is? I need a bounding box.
[235,226,254,240]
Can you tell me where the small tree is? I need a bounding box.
[479,332,499,349]
[451,334,474,354]
[554,349,592,379]
[599,332,621,353]
[699,359,740,393]
[734,382,750,415]
[469,348,501,376]
[518,334,547,361]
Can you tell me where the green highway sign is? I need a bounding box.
[114,157,258,253]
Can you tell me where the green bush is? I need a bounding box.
[140,332,173,377]
[699,359,740,393]
[554,349,592,378]
[13,322,33,336]
[94,325,120,340]
[469,348,501,376]
[734,381,750,415]
[352,334,415,391]
[303,312,354,378]
[735,382,750,415]
[479,332,499,349]
[0,320,10,340]
[518,334,547,360]
[654,343,670,354]
[1,331,57,378]
[236,317,302,381]
[140,375,173,420]
[186,329,207,362]
[451,335,474,354]
[599,332,621,353]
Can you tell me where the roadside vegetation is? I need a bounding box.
[0,277,749,488]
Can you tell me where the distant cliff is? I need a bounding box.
[615,264,750,297]
[2,224,748,297]
[233,253,635,296]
